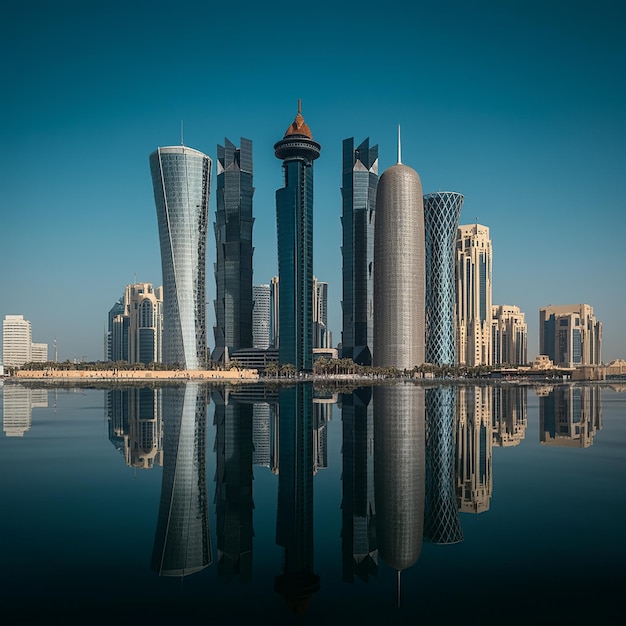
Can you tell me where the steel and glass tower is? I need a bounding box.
[373,130,425,370]
[150,145,211,370]
[341,138,378,365]
[274,101,321,370]
[212,138,254,364]
[423,192,464,366]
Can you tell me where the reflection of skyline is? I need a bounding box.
[540,385,602,448]
[425,387,463,544]
[455,386,492,514]
[274,383,320,618]
[151,383,211,577]
[374,384,425,580]
[340,386,378,583]
[2,385,47,437]
[106,388,163,469]
[213,387,254,582]
[492,385,527,448]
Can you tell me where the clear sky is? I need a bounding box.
[1,0,624,363]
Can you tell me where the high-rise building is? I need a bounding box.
[212,138,254,363]
[3,315,33,367]
[125,283,163,364]
[149,145,211,370]
[492,304,527,365]
[373,131,425,370]
[274,101,321,370]
[252,284,271,349]
[423,192,464,366]
[341,137,378,365]
[455,224,493,366]
[540,304,602,367]
[107,296,126,362]
[270,276,279,349]
[313,277,331,349]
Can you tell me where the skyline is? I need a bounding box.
[2,1,625,362]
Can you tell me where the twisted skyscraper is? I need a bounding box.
[150,145,211,370]
[373,129,425,369]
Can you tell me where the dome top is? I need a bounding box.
[283,99,313,139]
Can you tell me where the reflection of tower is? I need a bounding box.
[374,384,425,601]
[313,397,330,473]
[492,385,527,447]
[149,146,211,370]
[540,385,602,448]
[274,383,320,617]
[212,138,254,364]
[424,387,463,544]
[341,137,378,365]
[341,387,378,583]
[373,131,425,369]
[455,386,493,514]
[213,387,254,582]
[151,384,211,576]
[2,386,47,437]
[274,101,321,370]
[423,192,464,366]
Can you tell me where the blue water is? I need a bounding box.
[0,381,624,625]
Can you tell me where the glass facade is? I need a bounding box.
[149,146,211,370]
[341,138,378,365]
[212,138,254,363]
[423,192,463,366]
[274,108,321,370]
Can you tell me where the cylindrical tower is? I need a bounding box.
[149,145,211,370]
[423,191,464,366]
[373,133,425,370]
[274,100,321,371]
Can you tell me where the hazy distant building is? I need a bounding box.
[341,137,378,365]
[150,145,211,370]
[492,304,527,365]
[423,192,464,366]
[540,304,602,367]
[455,224,493,366]
[213,138,254,363]
[373,132,425,370]
[2,315,46,366]
[107,296,127,362]
[313,277,331,349]
[270,276,279,349]
[274,102,321,370]
[252,284,271,349]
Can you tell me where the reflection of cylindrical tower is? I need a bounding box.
[423,192,464,366]
[149,146,211,370]
[274,101,321,371]
[373,135,425,369]
[151,383,211,576]
[424,387,463,544]
[374,384,425,572]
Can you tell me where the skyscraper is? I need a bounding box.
[492,304,527,366]
[313,276,331,349]
[149,145,211,370]
[274,101,321,370]
[373,130,425,370]
[455,224,493,366]
[213,138,254,363]
[252,284,271,349]
[539,303,602,366]
[341,137,378,365]
[121,282,163,365]
[2,314,44,367]
[423,192,464,366]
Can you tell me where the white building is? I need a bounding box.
[252,284,271,349]
[3,315,32,367]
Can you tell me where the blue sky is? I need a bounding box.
[1,0,624,363]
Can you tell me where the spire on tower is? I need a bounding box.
[397,125,402,165]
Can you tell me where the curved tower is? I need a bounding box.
[423,192,464,366]
[149,145,211,370]
[274,100,321,371]
[373,130,425,370]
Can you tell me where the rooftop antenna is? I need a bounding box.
[181,120,184,146]
[298,98,302,114]
[397,125,402,164]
